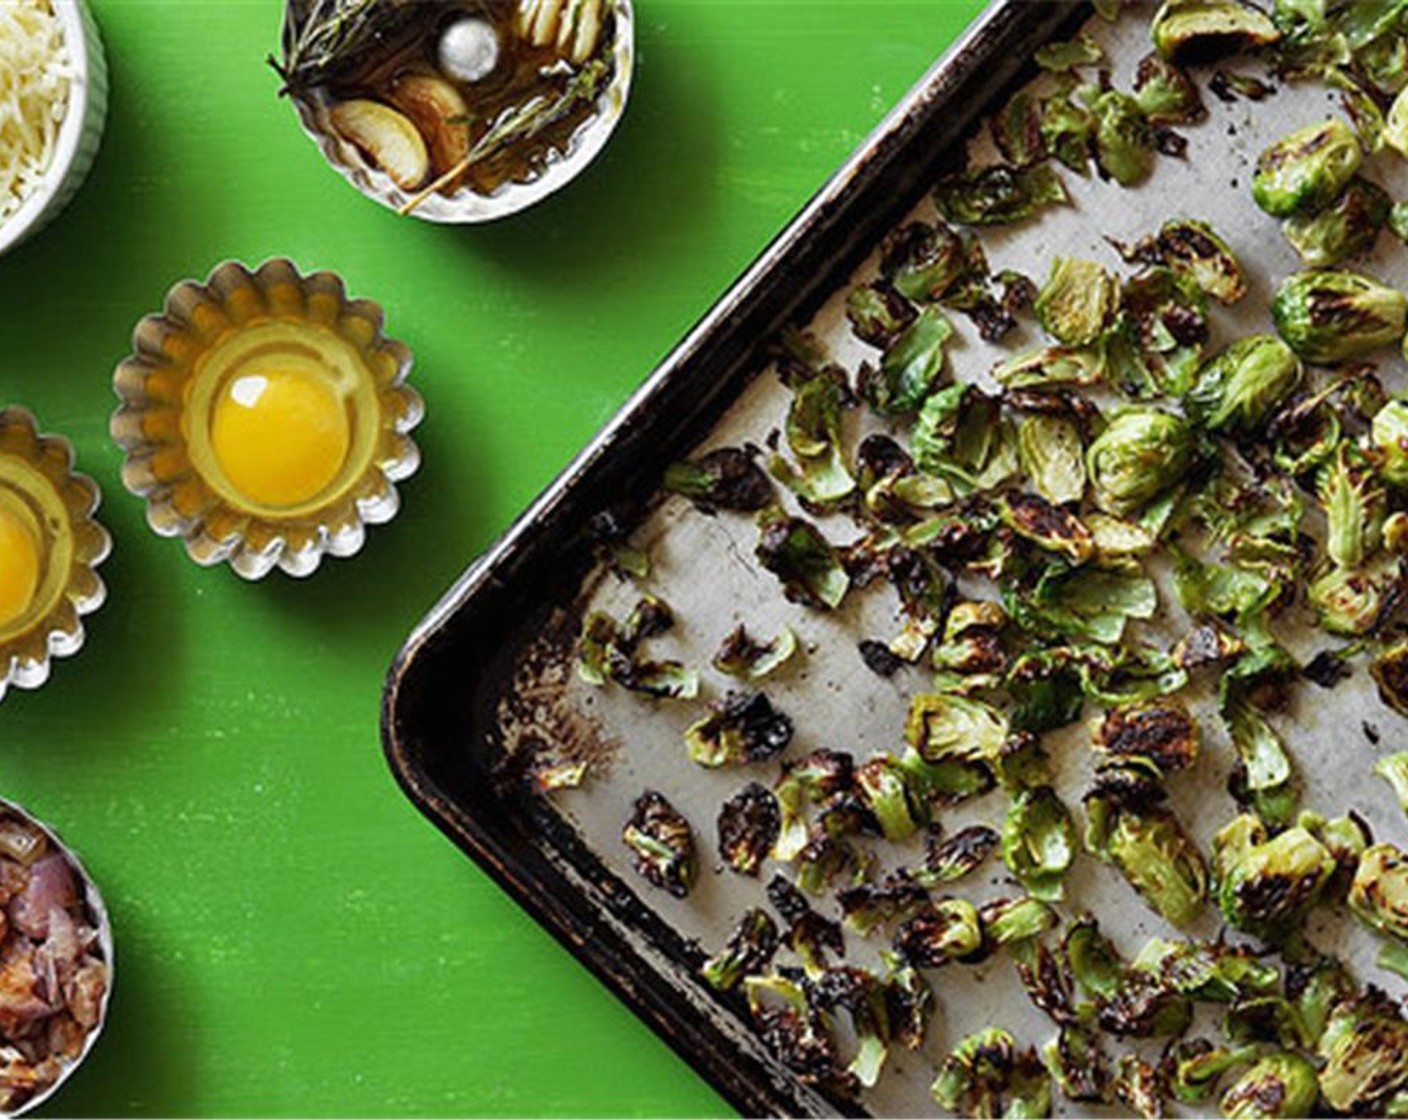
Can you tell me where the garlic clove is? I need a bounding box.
[390,75,471,179]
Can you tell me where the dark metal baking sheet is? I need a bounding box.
[378,4,1104,1115]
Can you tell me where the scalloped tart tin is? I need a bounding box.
[0,796,113,1116]
[110,259,423,580]
[279,0,634,223]
[0,408,109,704]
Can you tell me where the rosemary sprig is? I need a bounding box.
[271,0,422,96]
[397,57,610,213]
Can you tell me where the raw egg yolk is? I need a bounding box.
[0,507,40,630]
[211,369,351,508]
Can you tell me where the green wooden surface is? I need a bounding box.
[0,0,986,1114]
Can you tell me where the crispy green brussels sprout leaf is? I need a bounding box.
[1086,88,1156,187]
[880,950,933,1051]
[702,908,779,990]
[1212,814,1334,938]
[577,598,700,699]
[770,374,855,504]
[773,749,853,861]
[993,345,1102,390]
[1387,85,1408,155]
[1164,1038,1256,1104]
[664,446,774,513]
[1134,54,1207,126]
[1035,257,1120,347]
[623,790,697,898]
[1086,784,1208,927]
[1253,118,1362,218]
[1042,1023,1111,1103]
[1283,175,1390,267]
[1001,786,1077,902]
[717,782,781,876]
[743,971,852,1093]
[686,690,794,768]
[894,897,982,967]
[766,874,845,975]
[931,1028,1051,1119]
[1371,399,1408,487]
[1095,700,1200,775]
[1272,268,1407,364]
[990,90,1045,168]
[1134,936,1279,1002]
[1350,841,1408,944]
[1158,218,1245,303]
[712,624,798,681]
[1319,445,1385,569]
[1111,1053,1166,1119]
[837,874,929,937]
[905,692,1008,767]
[1186,335,1302,433]
[933,164,1069,227]
[1221,1052,1319,1118]
[1000,492,1094,564]
[1372,640,1408,716]
[1022,564,1158,645]
[1152,0,1281,62]
[1308,554,1402,635]
[864,307,953,416]
[755,507,849,610]
[855,754,923,842]
[979,896,1059,948]
[918,826,1000,887]
[846,281,915,349]
[1035,34,1105,71]
[1063,915,1124,999]
[1318,989,1408,1114]
[1087,408,1193,516]
[1017,415,1087,506]
[804,966,892,1088]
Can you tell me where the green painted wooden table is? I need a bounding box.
[1,0,985,1113]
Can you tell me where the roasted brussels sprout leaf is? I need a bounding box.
[1087,408,1193,516]
[712,624,798,680]
[1095,700,1199,775]
[1212,814,1333,939]
[755,508,850,610]
[1035,34,1105,71]
[1272,268,1407,364]
[1372,641,1408,716]
[1042,1022,1111,1103]
[1001,786,1076,902]
[743,972,853,1094]
[1035,257,1120,347]
[663,446,773,513]
[1086,778,1208,927]
[862,307,953,417]
[1283,175,1389,267]
[717,782,781,876]
[855,754,924,842]
[1317,988,1408,1113]
[766,874,845,976]
[1372,400,1408,488]
[1152,0,1280,63]
[1134,54,1206,126]
[577,599,700,699]
[1000,492,1094,565]
[685,690,794,768]
[1350,841,1408,946]
[931,1028,1051,1119]
[1156,218,1245,303]
[894,897,982,967]
[1016,415,1087,507]
[980,895,1059,949]
[846,281,915,349]
[933,164,1069,227]
[1220,1051,1319,1119]
[837,874,929,937]
[702,908,779,991]
[1186,335,1301,433]
[1111,1053,1166,1119]
[770,374,855,504]
[623,791,696,898]
[1252,118,1362,218]
[919,825,1000,887]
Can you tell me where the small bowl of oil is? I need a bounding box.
[0,407,110,704]
[110,259,423,579]
[274,0,633,222]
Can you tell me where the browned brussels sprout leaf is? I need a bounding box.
[933,163,1069,227]
[702,908,779,991]
[717,782,781,876]
[916,825,1000,887]
[755,507,850,610]
[712,624,798,681]
[845,281,916,349]
[893,897,982,967]
[623,790,697,897]
[1317,988,1408,1114]
[577,597,700,699]
[931,1028,1052,1119]
[1152,0,1281,65]
[664,446,773,513]
[685,690,794,768]
[1283,175,1390,267]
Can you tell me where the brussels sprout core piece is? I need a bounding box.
[1152,0,1281,64]
[1252,119,1362,218]
[1349,842,1408,945]
[1372,400,1408,487]
[1186,335,1302,433]
[1272,269,1407,364]
[1086,408,1193,515]
[1220,1052,1319,1118]
[1034,257,1120,346]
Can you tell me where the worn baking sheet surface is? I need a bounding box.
[488,7,1408,1118]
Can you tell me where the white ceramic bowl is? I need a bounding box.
[0,0,108,259]
[283,0,633,223]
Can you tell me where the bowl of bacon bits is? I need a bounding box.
[0,800,110,1115]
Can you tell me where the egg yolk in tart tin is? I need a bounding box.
[0,458,72,642]
[0,503,40,631]
[183,320,380,516]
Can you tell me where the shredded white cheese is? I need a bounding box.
[0,0,71,223]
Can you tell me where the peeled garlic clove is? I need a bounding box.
[328,99,430,191]
[390,75,471,178]
[569,0,604,64]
